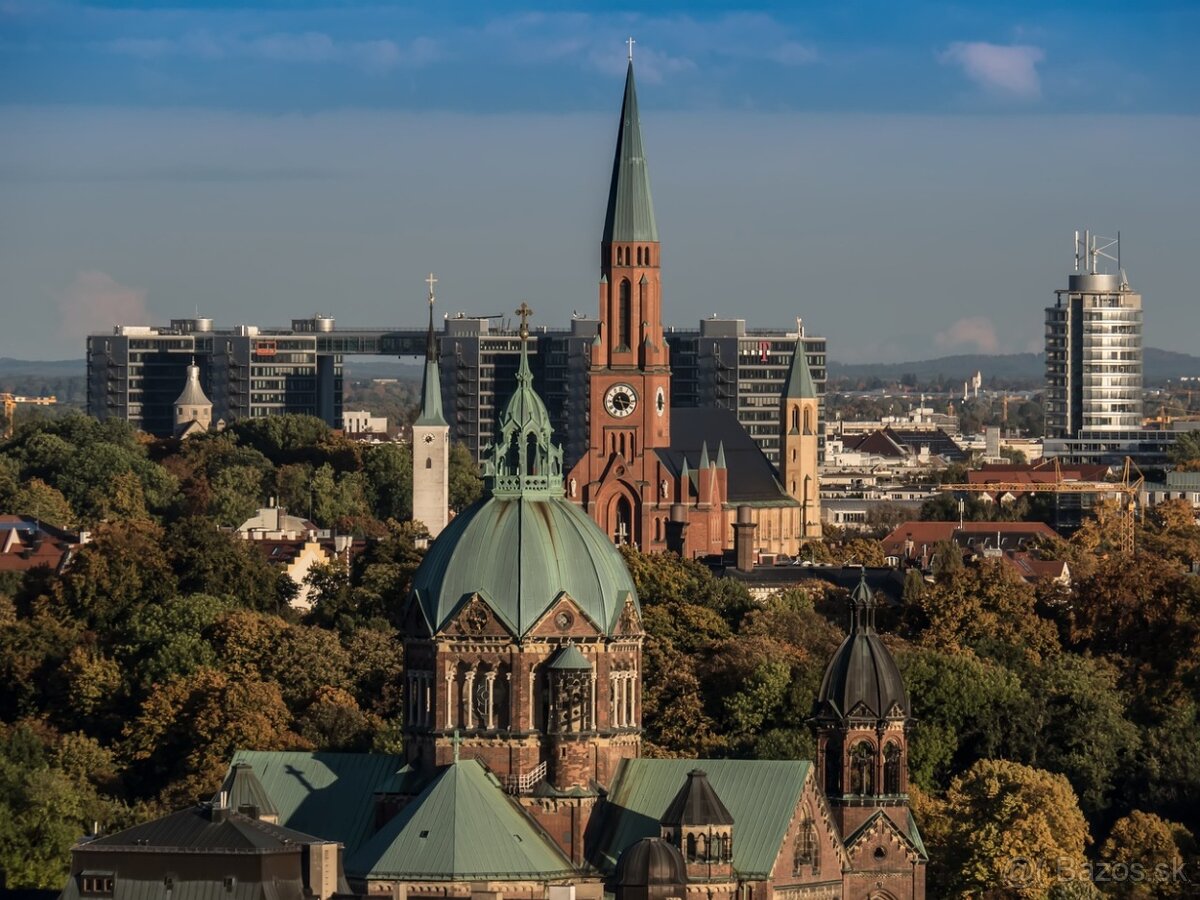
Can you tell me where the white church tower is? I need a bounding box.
[411,274,450,538]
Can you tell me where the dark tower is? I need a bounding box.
[811,572,912,838]
[659,769,735,883]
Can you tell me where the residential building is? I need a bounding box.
[0,516,87,575]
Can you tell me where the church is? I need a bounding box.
[59,286,925,900]
[563,55,821,559]
[57,54,922,900]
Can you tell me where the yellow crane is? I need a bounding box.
[1,393,57,439]
[938,457,1144,555]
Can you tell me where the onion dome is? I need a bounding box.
[813,572,909,721]
[409,305,638,638]
[616,837,688,888]
[661,769,734,827]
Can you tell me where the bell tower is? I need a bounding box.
[781,329,821,540]
[412,273,450,538]
[568,46,672,551]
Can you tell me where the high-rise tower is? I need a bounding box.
[412,274,450,538]
[1045,231,1143,440]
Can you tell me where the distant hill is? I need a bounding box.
[828,348,1200,386]
[0,358,85,378]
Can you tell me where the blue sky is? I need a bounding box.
[2,1,1198,361]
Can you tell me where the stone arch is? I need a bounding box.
[849,740,876,795]
[883,741,902,795]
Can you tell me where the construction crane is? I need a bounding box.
[1,393,57,439]
[938,457,1144,555]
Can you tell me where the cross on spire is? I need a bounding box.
[626,36,635,62]
[425,272,437,304]
[450,727,462,763]
[515,301,533,339]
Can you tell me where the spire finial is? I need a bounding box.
[627,36,635,62]
[515,301,533,340]
[425,271,437,302]
[425,273,438,362]
[451,727,462,763]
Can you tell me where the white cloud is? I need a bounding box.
[935,316,1001,354]
[940,41,1045,98]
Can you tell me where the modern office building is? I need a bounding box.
[1044,231,1143,440]
[88,316,825,467]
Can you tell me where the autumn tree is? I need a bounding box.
[1098,811,1194,899]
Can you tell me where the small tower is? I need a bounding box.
[811,572,911,838]
[412,274,450,538]
[660,769,735,883]
[174,359,212,438]
[546,642,595,791]
[781,334,821,540]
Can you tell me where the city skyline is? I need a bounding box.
[2,1,1198,362]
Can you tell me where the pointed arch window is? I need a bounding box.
[884,742,902,795]
[526,432,538,475]
[850,741,875,795]
[618,279,632,349]
[685,833,697,863]
[791,406,800,432]
[425,457,432,469]
[793,818,817,873]
[803,407,813,434]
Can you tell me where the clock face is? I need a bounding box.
[655,386,666,417]
[422,433,435,444]
[604,384,638,418]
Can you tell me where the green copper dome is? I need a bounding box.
[410,305,638,638]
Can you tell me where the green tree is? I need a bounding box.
[1098,811,1194,899]
[363,442,412,521]
[1168,430,1200,468]
[448,442,483,512]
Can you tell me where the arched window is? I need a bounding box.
[425,457,432,469]
[803,407,813,434]
[824,748,841,796]
[850,741,875,795]
[686,833,697,863]
[884,742,902,795]
[791,406,800,431]
[618,279,632,349]
[619,433,626,456]
[616,246,623,266]
[793,819,817,873]
[654,517,662,542]
[614,496,633,546]
[526,432,538,475]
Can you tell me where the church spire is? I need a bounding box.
[783,337,817,400]
[603,58,658,243]
[415,273,447,427]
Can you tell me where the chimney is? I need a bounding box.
[733,505,757,573]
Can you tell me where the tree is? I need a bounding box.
[448,442,483,512]
[123,667,305,805]
[363,442,411,521]
[1168,430,1200,468]
[1098,811,1194,899]
[941,759,1091,899]
[164,519,282,609]
[295,686,382,752]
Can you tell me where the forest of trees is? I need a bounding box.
[1,412,1199,897]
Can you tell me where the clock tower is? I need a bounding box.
[412,273,450,538]
[567,52,672,550]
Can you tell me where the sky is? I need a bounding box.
[1,1,1198,363]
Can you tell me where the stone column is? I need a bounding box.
[444,672,454,728]
[589,672,597,731]
[485,671,496,730]
[464,668,476,730]
[422,673,431,727]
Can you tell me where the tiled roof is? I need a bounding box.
[592,759,811,878]
[0,515,81,573]
[346,759,575,881]
[881,521,1057,556]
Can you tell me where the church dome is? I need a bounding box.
[615,838,688,888]
[814,574,908,721]
[410,307,638,639]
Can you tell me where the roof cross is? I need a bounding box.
[515,301,533,339]
[627,36,635,62]
[450,727,462,763]
[425,272,437,304]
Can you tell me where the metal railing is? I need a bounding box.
[503,761,547,795]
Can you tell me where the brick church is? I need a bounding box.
[565,57,821,559]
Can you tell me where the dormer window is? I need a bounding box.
[80,874,114,897]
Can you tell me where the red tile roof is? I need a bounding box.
[0,515,83,573]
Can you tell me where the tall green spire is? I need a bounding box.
[481,303,564,498]
[783,338,817,400]
[415,274,447,427]
[603,59,658,243]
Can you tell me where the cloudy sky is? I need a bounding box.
[1,1,1198,362]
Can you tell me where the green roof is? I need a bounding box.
[415,299,447,427]
[603,61,658,243]
[217,762,278,819]
[593,758,811,878]
[346,759,576,881]
[411,493,638,637]
[548,642,591,670]
[783,340,817,400]
[229,751,416,856]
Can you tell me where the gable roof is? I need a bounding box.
[657,408,798,507]
[881,521,1058,557]
[229,751,416,856]
[346,759,575,881]
[842,808,927,862]
[84,803,321,853]
[592,758,811,878]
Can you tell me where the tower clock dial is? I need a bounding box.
[604,383,638,418]
[655,386,666,417]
